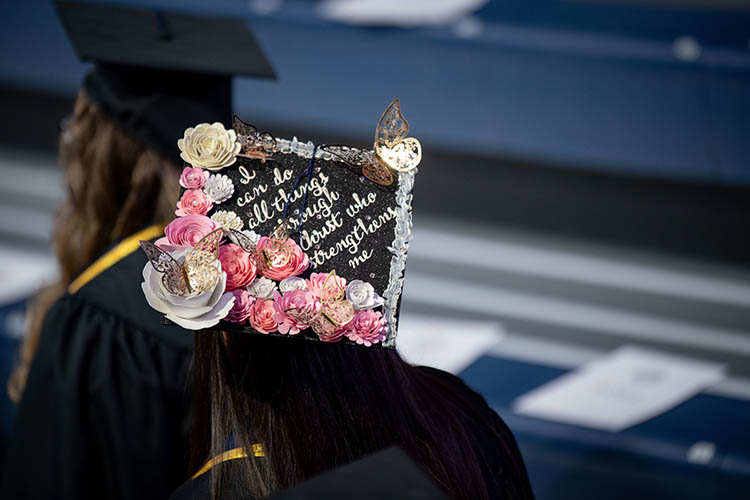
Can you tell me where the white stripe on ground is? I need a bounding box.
[404,273,750,356]
[411,226,750,308]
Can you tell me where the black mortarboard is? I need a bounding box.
[55,0,275,162]
[269,447,449,499]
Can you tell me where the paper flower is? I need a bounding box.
[344,309,387,347]
[306,272,347,299]
[272,290,319,335]
[211,210,243,231]
[219,243,257,291]
[247,276,277,299]
[176,189,213,217]
[141,250,234,330]
[249,298,278,334]
[203,173,234,204]
[179,166,209,189]
[177,122,241,171]
[155,214,217,252]
[256,237,309,281]
[345,280,384,310]
[241,229,260,244]
[320,326,346,344]
[226,289,256,324]
[279,276,308,293]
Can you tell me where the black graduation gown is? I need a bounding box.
[0,234,194,500]
[168,367,534,500]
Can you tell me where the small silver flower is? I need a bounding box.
[345,280,384,310]
[211,210,243,231]
[279,276,307,293]
[247,276,277,299]
[203,174,234,204]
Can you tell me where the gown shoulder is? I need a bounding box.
[1,237,194,500]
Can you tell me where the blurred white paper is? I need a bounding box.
[396,314,503,374]
[319,0,488,27]
[513,345,726,432]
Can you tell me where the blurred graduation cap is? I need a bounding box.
[269,447,449,500]
[55,0,275,162]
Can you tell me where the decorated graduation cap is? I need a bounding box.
[55,0,275,162]
[139,99,421,348]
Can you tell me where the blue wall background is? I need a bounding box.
[2,0,749,186]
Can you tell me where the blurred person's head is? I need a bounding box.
[8,90,181,401]
[7,3,275,401]
[191,331,532,500]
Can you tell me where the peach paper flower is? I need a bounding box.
[249,298,278,334]
[272,290,319,335]
[306,272,347,298]
[256,237,309,281]
[179,166,209,189]
[226,289,256,324]
[344,309,387,347]
[219,244,257,291]
[155,214,217,252]
[176,189,213,216]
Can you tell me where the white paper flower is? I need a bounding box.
[177,122,241,171]
[279,276,308,294]
[211,210,243,231]
[345,280,384,310]
[203,173,234,203]
[141,250,234,330]
[247,276,277,299]
[241,229,260,244]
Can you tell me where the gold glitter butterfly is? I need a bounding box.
[322,98,421,187]
[285,271,355,340]
[140,229,223,296]
[225,229,258,255]
[232,115,276,162]
[255,219,295,270]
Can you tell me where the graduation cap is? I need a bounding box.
[55,0,275,162]
[139,98,421,349]
[269,447,448,499]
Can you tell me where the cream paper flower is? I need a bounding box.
[211,210,243,231]
[203,173,235,203]
[141,250,234,330]
[178,122,241,171]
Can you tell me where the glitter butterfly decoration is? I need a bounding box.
[285,271,355,340]
[232,115,276,163]
[139,229,223,296]
[321,98,422,188]
[255,220,294,269]
[224,229,258,255]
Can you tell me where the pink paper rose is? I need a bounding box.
[249,298,278,334]
[320,325,346,343]
[272,290,319,335]
[226,289,256,324]
[179,166,209,189]
[344,309,387,347]
[176,189,213,216]
[306,272,347,298]
[156,214,217,251]
[219,244,257,291]
[256,237,309,281]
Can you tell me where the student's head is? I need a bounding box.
[192,331,512,500]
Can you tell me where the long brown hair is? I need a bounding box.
[8,91,180,401]
[193,332,534,500]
